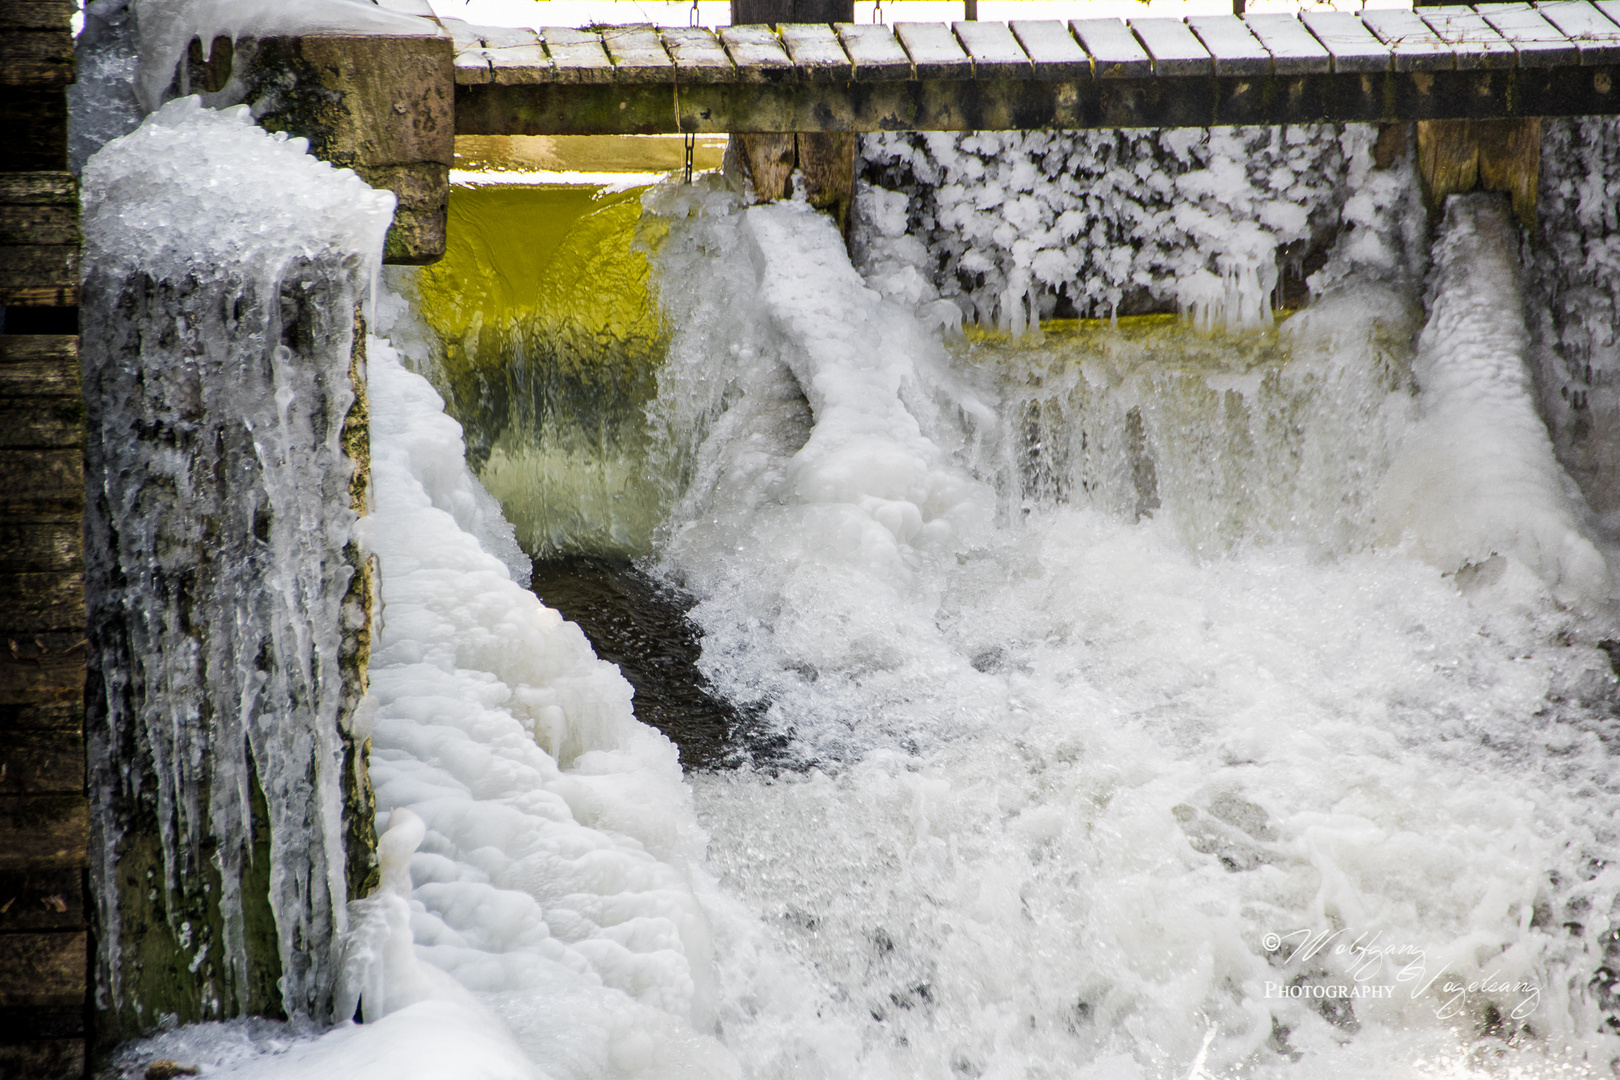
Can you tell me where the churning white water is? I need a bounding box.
[94,98,1620,1080]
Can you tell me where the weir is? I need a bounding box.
[8,1,1620,1078]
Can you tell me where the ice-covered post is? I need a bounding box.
[727,0,858,234]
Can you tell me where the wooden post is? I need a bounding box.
[0,1,88,1078]
[729,0,858,234]
[1416,118,1540,226]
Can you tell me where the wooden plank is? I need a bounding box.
[779,23,853,82]
[1363,9,1456,71]
[1189,15,1272,76]
[0,174,75,205]
[601,25,675,83]
[0,642,84,716]
[540,27,616,84]
[0,2,75,31]
[1071,18,1152,78]
[1420,8,1516,69]
[438,17,492,84]
[0,520,82,575]
[0,205,78,248]
[0,1037,84,1080]
[0,932,84,1007]
[836,24,912,81]
[0,336,77,368]
[1481,5,1580,65]
[1243,14,1331,75]
[1598,1,1620,29]
[0,870,83,933]
[1011,20,1089,80]
[0,796,87,871]
[895,22,972,79]
[478,25,551,85]
[0,451,80,509]
[0,573,84,635]
[0,400,82,450]
[718,25,792,85]
[0,30,73,87]
[662,27,736,84]
[1129,17,1214,77]
[1535,1,1620,63]
[1302,13,1393,73]
[0,248,77,307]
[0,729,83,798]
[953,21,1032,79]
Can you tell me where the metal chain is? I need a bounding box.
[689,0,700,26]
[683,133,695,183]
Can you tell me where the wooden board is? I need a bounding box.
[0,932,84,1008]
[477,25,551,85]
[953,20,1032,79]
[1301,12,1394,73]
[1071,18,1152,78]
[662,27,737,84]
[0,30,73,87]
[1243,14,1331,75]
[779,23,853,82]
[1535,1,1620,64]
[600,25,675,83]
[540,27,616,84]
[836,23,912,81]
[896,22,972,79]
[0,1,76,31]
[1420,9,1516,69]
[1129,17,1214,76]
[1189,15,1272,76]
[718,25,793,87]
[1011,20,1089,80]
[0,796,87,872]
[1362,9,1456,71]
[1480,6,1580,65]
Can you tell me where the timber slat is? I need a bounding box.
[0,173,76,204]
[0,204,79,247]
[836,23,913,81]
[1422,9,1517,70]
[0,520,82,575]
[540,28,616,84]
[779,23,852,82]
[601,25,676,83]
[0,334,80,370]
[0,30,74,87]
[1362,8,1457,71]
[1482,6,1580,66]
[1536,1,1620,64]
[896,22,973,80]
[0,870,84,933]
[1244,14,1331,75]
[1190,16,1273,77]
[718,25,793,83]
[953,21,1031,78]
[0,400,83,450]
[662,27,737,84]
[1302,12,1393,73]
[0,451,81,509]
[0,796,87,871]
[0,247,78,307]
[1129,17,1213,77]
[0,573,85,635]
[0,1037,84,1080]
[1010,21,1089,80]
[0,931,85,1007]
[480,25,551,85]
[0,729,83,797]
[0,1,75,31]
[1071,19,1152,78]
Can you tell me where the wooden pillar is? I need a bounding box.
[1416,118,1541,226]
[729,0,858,233]
[0,1,89,1078]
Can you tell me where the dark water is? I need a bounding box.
[530,556,786,770]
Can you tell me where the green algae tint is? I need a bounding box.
[415,183,671,559]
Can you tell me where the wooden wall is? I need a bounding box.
[0,1,90,1078]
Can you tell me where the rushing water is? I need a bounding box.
[92,104,1620,1080]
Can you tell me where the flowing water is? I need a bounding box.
[90,106,1620,1080]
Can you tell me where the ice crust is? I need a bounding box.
[856,126,1427,332]
[81,98,394,1024]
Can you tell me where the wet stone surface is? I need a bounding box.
[530,556,787,770]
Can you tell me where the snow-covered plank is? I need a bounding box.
[441,18,493,84]
[1597,1,1620,29]
[1421,8,1517,69]
[540,28,616,84]
[660,26,735,83]
[895,21,972,79]
[1479,5,1579,66]
[954,21,1033,79]
[476,25,552,85]
[1301,12,1393,73]
[780,22,853,82]
[1129,17,1213,76]
[1535,1,1620,64]
[1188,15,1272,76]
[600,25,674,83]
[1071,18,1152,78]
[1361,9,1455,71]
[1011,20,1089,80]
[836,23,913,80]
[1243,14,1330,75]
[718,25,793,83]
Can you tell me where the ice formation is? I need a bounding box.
[81,98,393,1024]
